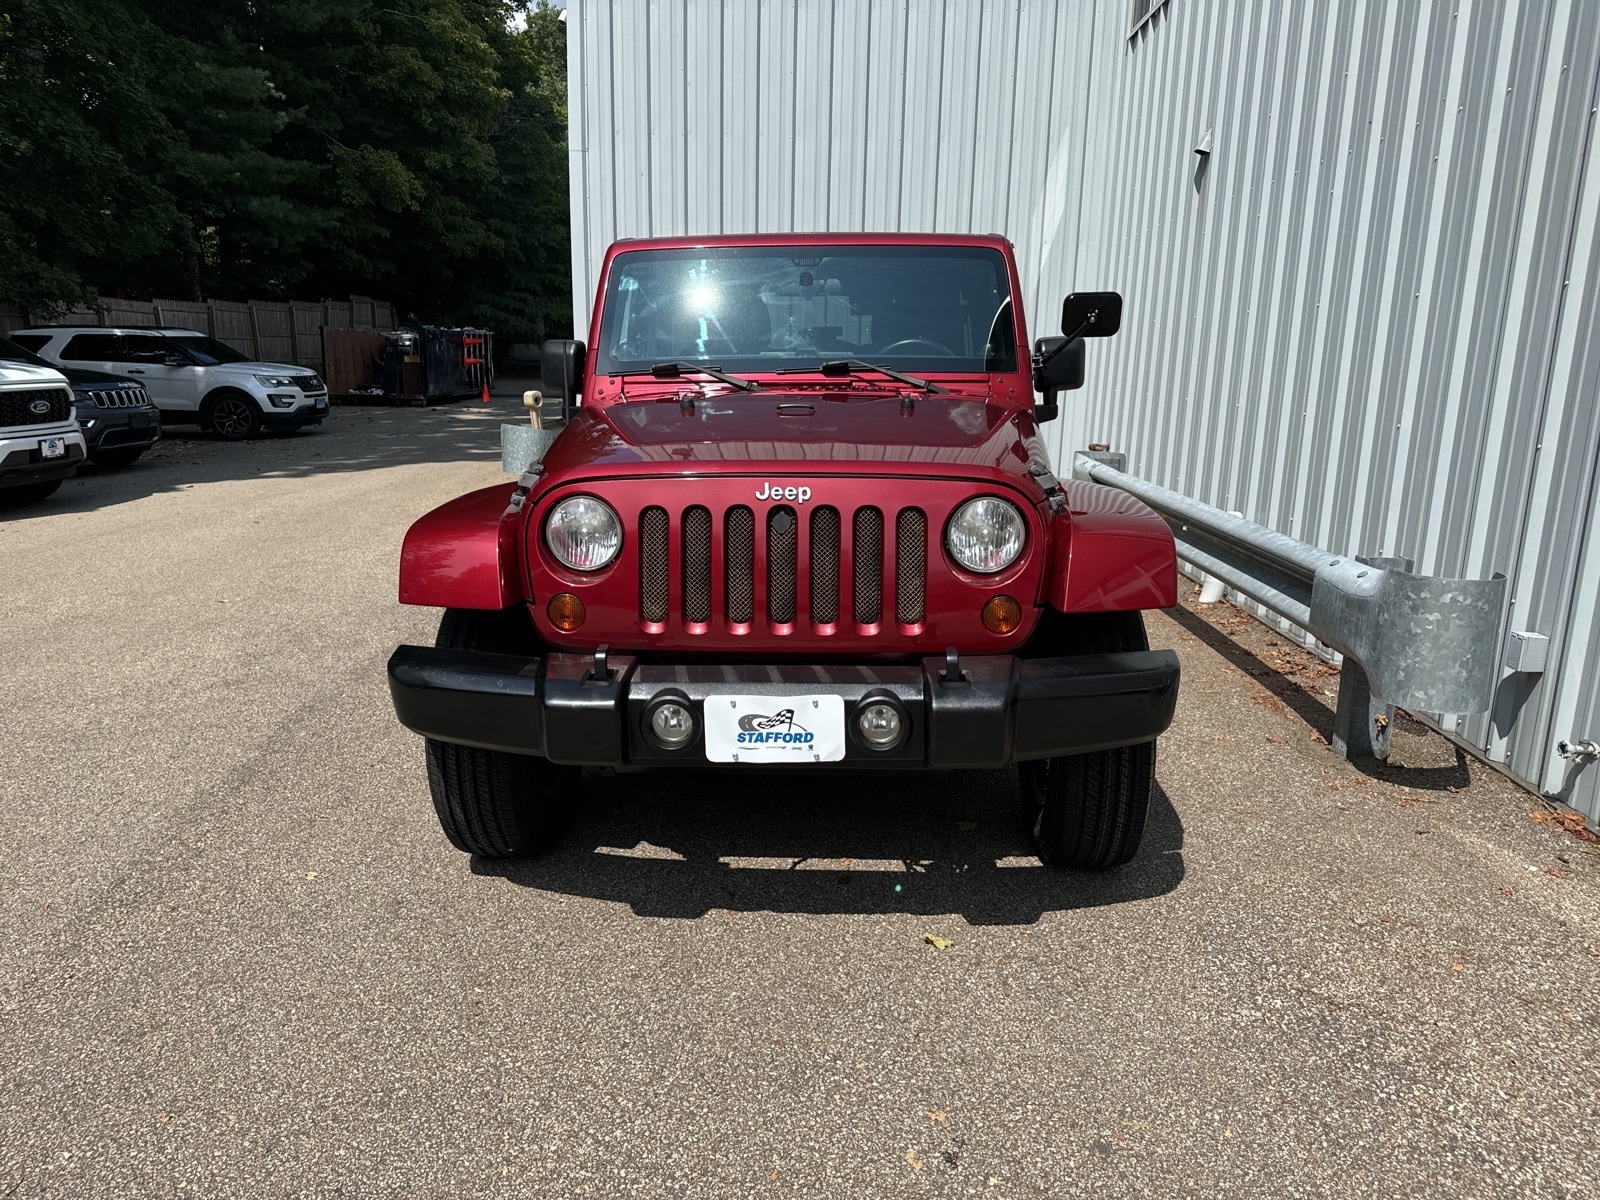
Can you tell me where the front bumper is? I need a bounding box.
[0,429,87,487]
[387,647,1180,769]
[261,396,328,430]
[79,406,161,454]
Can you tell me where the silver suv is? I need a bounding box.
[12,326,328,441]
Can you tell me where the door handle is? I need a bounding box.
[126,368,145,374]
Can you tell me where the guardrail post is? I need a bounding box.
[1331,659,1394,761]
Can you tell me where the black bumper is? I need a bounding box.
[387,647,1180,769]
[261,402,328,430]
[80,408,161,454]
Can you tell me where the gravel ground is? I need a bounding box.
[1,398,1597,1199]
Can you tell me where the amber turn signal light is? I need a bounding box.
[547,592,586,631]
[981,595,1022,635]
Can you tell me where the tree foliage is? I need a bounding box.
[0,0,569,343]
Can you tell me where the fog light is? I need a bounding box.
[647,700,696,750]
[856,701,903,750]
[547,592,585,631]
[267,394,297,408]
[982,595,1022,634]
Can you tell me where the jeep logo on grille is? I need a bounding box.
[755,483,811,503]
[28,399,51,415]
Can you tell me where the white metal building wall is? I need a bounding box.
[565,0,1600,820]
[1063,0,1600,821]
[565,0,1096,347]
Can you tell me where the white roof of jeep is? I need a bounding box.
[0,361,68,387]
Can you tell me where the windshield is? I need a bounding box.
[596,245,1017,377]
[0,337,52,369]
[165,335,250,365]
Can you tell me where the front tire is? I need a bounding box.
[204,391,261,441]
[424,607,577,857]
[1022,610,1157,870]
[1,478,63,505]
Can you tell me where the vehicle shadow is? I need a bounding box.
[474,767,1186,925]
[1,384,549,520]
[1165,601,1471,791]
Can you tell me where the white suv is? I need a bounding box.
[11,325,329,441]
[0,362,87,504]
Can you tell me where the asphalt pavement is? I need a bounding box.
[2,396,1597,1198]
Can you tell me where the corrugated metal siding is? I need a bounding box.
[565,0,1097,344]
[1065,0,1600,820]
[566,0,1600,820]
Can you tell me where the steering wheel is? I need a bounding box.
[876,338,955,356]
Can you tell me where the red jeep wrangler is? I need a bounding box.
[387,234,1178,869]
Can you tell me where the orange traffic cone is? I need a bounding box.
[482,380,491,403]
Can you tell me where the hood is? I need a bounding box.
[0,362,67,388]
[58,365,142,387]
[538,392,1050,489]
[213,361,306,375]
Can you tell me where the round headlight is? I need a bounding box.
[545,495,623,571]
[946,497,1026,573]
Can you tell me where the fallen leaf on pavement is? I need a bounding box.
[928,1109,950,1127]
[923,933,954,950]
[1268,736,1287,745]
[905,1149,924,1171]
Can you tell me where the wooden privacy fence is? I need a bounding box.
[0,295,398,366]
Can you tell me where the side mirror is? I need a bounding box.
[163,354,186,367]
[1031,335,1085,422]
[1060,291,1123,339]
[540,338,586,419]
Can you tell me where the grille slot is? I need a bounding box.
[725,506,755,624]
[853,507,884,626]
[681,506,711,623]
[81,388,147,409]
[639,506,669,623]
[810,507,840,625]
[767,507,798,624]
[0,387,71,428]
[895,508,927,625]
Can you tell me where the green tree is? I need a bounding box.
[0,0,571,346]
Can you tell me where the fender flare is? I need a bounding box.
[1047,481,1177,612]
[399,484,524,609]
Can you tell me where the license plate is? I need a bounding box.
[130,413,152,427]
[703,695,846,764]
[40,438,65,459]
[314,396,328,410]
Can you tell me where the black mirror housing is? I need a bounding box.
[1060,291,1123,339]
[540,338,586,417]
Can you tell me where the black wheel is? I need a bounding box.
[204,391,261,440]
[1021,610,1156,870]
[90,447,145,469]
[424,607,578,857]
[1,478,63,505]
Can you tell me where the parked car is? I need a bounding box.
[0,336,160,468]
[0,362,87,504]
[386,233,1180,871]
[10,325,328,441]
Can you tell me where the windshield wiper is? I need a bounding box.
[613,362,759,392]
[775,359,949,395]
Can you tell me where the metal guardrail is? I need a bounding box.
[1073,452,1507,760]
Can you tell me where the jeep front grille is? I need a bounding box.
[638,502,927,634]
[0,387,71,428]
[78,387,149,409]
